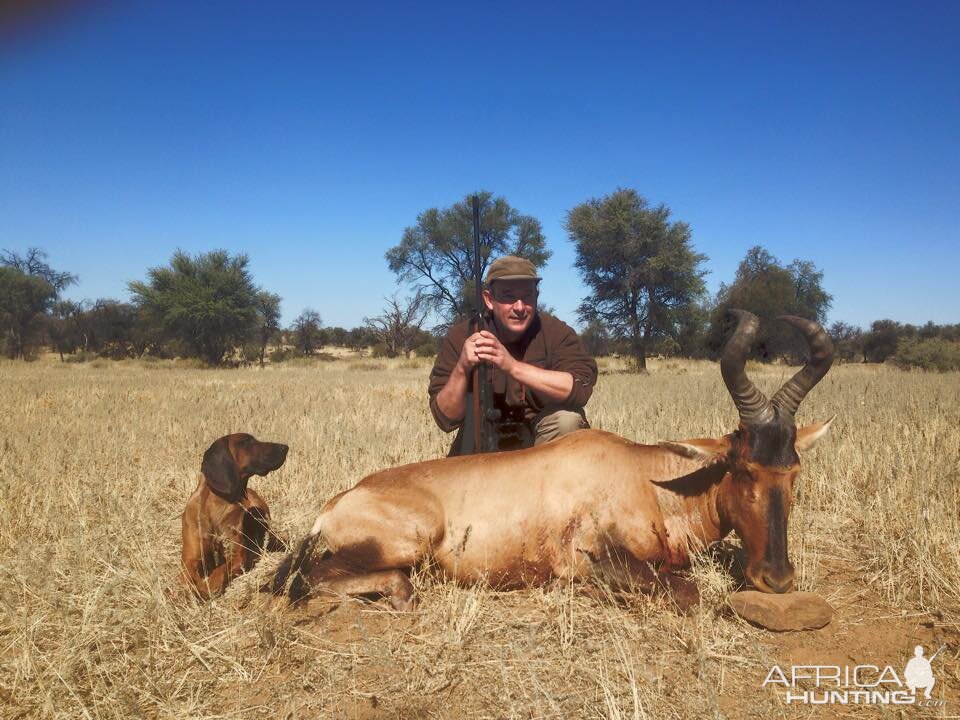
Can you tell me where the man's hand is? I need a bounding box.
[457,330,515,374]
[440,326,574,424]
[473,330,516,372]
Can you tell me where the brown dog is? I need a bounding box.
[181,433,289,599]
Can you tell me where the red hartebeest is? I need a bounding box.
[268,310,834,610]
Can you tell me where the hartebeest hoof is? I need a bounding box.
[290,567,416,611]
[389,594,417,612]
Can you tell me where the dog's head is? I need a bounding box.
[201,433,289,501]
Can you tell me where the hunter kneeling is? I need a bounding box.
[429,255,598,455]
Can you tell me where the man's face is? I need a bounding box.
[482,279,539,340]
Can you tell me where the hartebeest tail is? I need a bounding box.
[269,310,834,609]
[267,531,327,600]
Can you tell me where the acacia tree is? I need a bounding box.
[829,321,864,363]
[862,319,905,363]
[1,248,77,296]
[364,293,428,358]
[292,309,323,355]
[579,320,612,357]
[386,191,551,324]
[0,267,56,359]
[0,248,77,359]
[83,300,145,358]
[48,300,87,360]
[128,250,260,365]
[707,246,833,361]
[566,189,708,371]
[253,291,282,367]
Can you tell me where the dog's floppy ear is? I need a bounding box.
[201,437,242,500]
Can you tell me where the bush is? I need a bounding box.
[653,336,681,358]
[413,341,437,358]
[892,338,960,372]
[65,351,98,364]
[269,347,297,363]
[579,320,613,357]
[241,342,263,364]
[370,343,390,358]
[348,361,386,371]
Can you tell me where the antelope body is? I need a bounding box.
[270,311,834,610]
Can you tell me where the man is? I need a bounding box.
[429,255,598,455]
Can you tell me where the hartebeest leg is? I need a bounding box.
[265,487,444,608]
[283,538,416,611]
[597,547,700,612]
[301,565,416,611]
[266,531,420,611]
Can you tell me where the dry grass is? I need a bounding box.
[1,356,958,718]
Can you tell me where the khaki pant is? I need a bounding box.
[448,409,589,456]
[533,410,590,445]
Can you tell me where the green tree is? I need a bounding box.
[862,319,906,363]
[292,309,323,356]
[128,250,260,365]
[1,248,77,359]
[0,267,56,359]
[48,300,87,360]
[81,299,156,358]
[675,300,711,358]
[253,291,282,367]
[345,326,376,352]
[1,247,77,297]
[324,326,349,347]
[386,191,551,324]
[788,259,831,323]
[579,320,611,357]
[707,246,833,361]
[566,188,708,371]
[829,321,864,363]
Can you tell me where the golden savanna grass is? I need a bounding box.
[1,356,958,718]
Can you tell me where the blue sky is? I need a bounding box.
[1,1,957,330]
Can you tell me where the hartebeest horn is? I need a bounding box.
[769,316,835,417]
[721,310,775,426]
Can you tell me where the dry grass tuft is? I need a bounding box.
[1,358,957,718]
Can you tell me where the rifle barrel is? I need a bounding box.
[472,196,482,317]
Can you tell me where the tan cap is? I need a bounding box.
[484,255,541,286]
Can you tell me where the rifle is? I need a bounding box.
[458,195,500,454]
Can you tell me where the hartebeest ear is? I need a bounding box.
[659,437,730,462]
[201,437,242,499]
[795,415,835,453]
